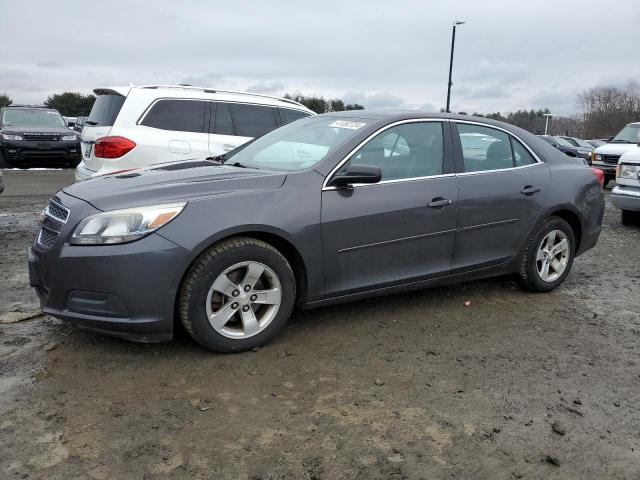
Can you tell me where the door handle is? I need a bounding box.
[520,185,540,196]
[427,197,452,209]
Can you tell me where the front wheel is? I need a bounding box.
[518,217,576,292]
[179,237,296,353]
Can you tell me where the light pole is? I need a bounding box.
[543,113,553,135]
[446,20,466,113]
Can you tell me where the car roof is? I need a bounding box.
[93,84,314,113]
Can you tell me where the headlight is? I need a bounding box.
[70,202,186,245]
[592,153,602,162]
[618,164,640,180]
[62,134,78,141]
[1,133,23,141]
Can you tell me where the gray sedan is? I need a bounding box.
[28,112,604,352]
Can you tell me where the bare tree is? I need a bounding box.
[578,80,640,138]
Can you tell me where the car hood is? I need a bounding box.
[63,159,288,211]
[2,126,72,135]
[594,143,638,155]
[620,146,640,163]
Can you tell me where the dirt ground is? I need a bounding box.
[1,169,639,480]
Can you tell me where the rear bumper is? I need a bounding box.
[1,140,81,164]
[74,161,98,181]
[28,231,191,343]
[611,185,640,211]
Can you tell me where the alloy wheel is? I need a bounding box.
[536,229,570,282]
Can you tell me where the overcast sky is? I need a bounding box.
[2,0,639,115]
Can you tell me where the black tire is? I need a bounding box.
[179,237,296,353]
[518,217,576,292]
[621,210,639,226]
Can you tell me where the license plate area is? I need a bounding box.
[83,143,93,159]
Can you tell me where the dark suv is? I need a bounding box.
[0,105,81,168]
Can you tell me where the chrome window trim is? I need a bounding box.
[322,118,449,191]
[44,199,69,224]
[322,118,546,191]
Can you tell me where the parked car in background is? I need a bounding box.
[0,105,81,168]
[539,135,592,160]
[560,136,594,151]
[74,116,87,133]
[75,85,316,181]
[592,122,640,185]
[611,146,640,225]
[30,112,604,352]
[63,116,77,129]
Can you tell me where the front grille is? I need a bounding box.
[45,198,69,223]
[23,133,60,142]
[37,226,59,250]
[604,155,621,165]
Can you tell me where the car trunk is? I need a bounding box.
[81,90,127,172]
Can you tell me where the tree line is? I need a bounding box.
[283,93,364,113]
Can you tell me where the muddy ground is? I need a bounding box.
[1,169,639,479]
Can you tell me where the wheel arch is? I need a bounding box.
[547,208,582,251]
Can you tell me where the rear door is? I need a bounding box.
[451,122,550,272]
[81,92,126,171]
[209,103,279,156]
[137,99,210,162]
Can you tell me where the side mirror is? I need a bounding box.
[328,164,382,188]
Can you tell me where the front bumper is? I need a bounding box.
[28,193,191,342]
[611,185,640,211]
[591,161,617,174]
[1,139,81,165]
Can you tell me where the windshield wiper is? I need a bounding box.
[226,161,251,169]
[609,139,633,143]
[205,154,225,164]
[85,120,99,126]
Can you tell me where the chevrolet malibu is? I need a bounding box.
[28,112,605,353]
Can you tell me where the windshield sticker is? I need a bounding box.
[328,120,367,130]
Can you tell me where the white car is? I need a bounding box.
[75,85,315,181]
[611,145,640,225]
[591,121,640,185]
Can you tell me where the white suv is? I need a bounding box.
[75,85,315,180]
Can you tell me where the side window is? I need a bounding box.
[213,102,234,136]
[141,99,207,133]
[512,138,537,166]
[342,122,443,181]
[457,123,513,172]
[280,108,311,125]
[229,104,278,137]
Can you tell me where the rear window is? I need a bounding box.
[279,108,311,125]
[88,94,125,127]
[229,104,278,137]
[141,99,207,133]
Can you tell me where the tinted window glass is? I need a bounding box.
[141,99,207,133]
[230,104,277,137]
[458,124,513,172]
[345,122,443,181]
[88,94,125,127]
[512,138,537,166]
[213,102,234,135]
[280,108,311,125]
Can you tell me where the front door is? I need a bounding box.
[451,122,550,272]
[321,120,459,297]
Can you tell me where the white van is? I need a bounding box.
[75,85,315,180]
[591,121,640,184]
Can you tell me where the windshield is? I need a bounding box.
[1,109,66,128]
[553,136,575,147]
[222,116,369,171]
[611,124,640,143]
[573,138,592,148]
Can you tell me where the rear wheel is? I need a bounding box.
[179,237,295,353]
[518,217,576,292]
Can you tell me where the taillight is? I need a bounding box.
[590,167,604,188]
[94,136,136,159]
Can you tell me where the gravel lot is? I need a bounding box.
[1,169,639,479]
